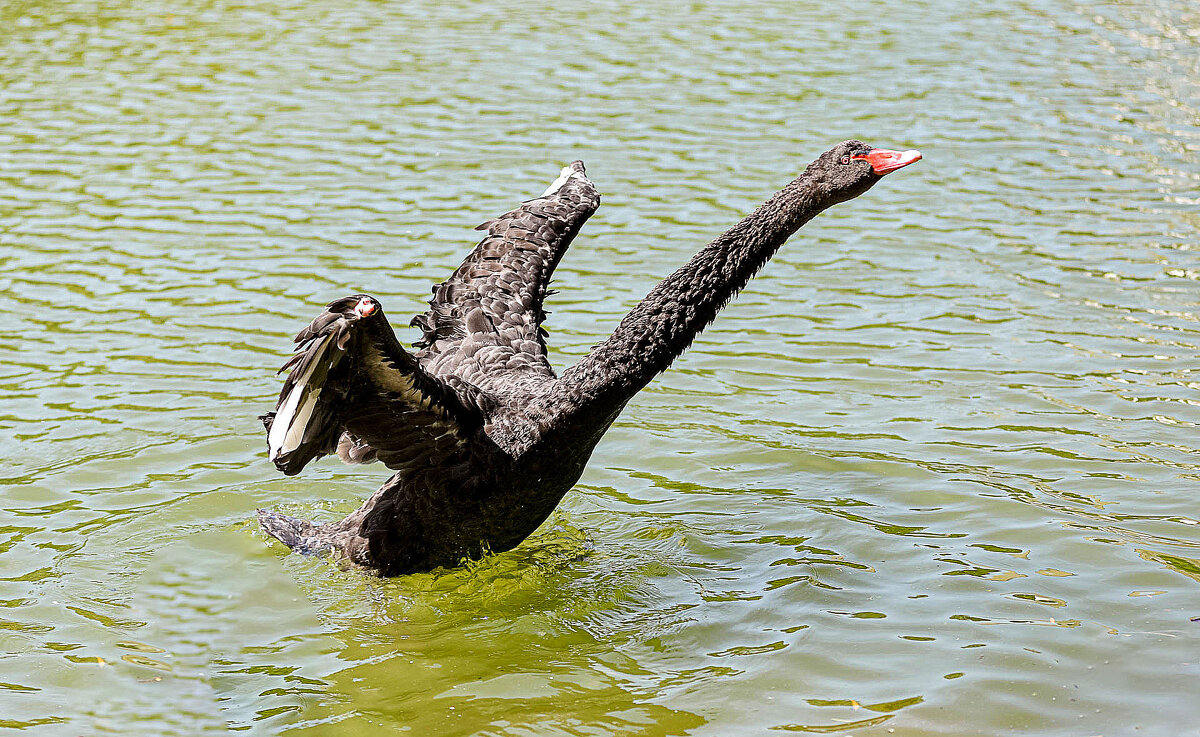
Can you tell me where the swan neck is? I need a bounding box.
[561,172,837,408]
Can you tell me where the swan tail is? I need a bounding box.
[257,509,373,567]
[257,510,341,555]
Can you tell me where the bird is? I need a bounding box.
[258,140,921,576]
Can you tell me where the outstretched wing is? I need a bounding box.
[410,161,600,378]
[262,295,497,476]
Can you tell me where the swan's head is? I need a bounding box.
[814,140,922,202]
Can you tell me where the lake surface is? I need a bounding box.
[2,0,1198,734]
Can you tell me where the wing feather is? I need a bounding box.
[262,295,496,476]
[410,161,600,375]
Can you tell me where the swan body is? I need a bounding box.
[259,142,921,575]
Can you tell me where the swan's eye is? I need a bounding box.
[840,155,851,165]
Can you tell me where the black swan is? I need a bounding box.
[259,140,921,575]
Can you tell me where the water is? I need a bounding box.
[1,0,1198,734]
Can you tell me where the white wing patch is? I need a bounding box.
[268,337,333,461]
[540,163,584,198]
[264,294,494,477]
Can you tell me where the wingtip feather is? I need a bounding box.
[540,161,588,197]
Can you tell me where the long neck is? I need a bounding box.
[560,170,841,410]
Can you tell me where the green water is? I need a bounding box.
[2,0,1199,734]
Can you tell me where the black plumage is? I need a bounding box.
[259,143,920,575]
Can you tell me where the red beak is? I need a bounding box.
[858,148,922,175]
